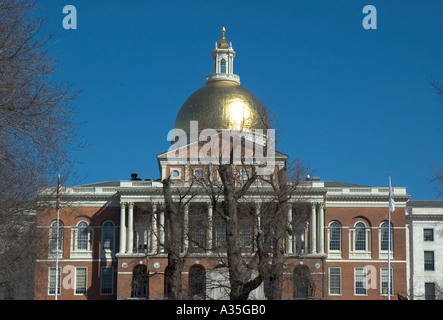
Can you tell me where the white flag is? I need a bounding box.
[389,175,395,212]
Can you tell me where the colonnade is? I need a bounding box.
[118,201,326,255]
[285,202,325,255]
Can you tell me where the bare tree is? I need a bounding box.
[162,177,196,299]
[196,132,309,299]
[0,0,77,298]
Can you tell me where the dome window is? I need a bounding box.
[220,59,227,73]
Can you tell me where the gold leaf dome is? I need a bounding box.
[174,80,270,133]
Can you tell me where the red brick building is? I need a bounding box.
[34,29,409,300]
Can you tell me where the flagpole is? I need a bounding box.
[55,174,61,300]
[388,193,391,301]
[387,172,395,301]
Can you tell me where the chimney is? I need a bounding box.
[131,173,141,181]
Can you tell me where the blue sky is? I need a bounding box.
[36,0,442,200]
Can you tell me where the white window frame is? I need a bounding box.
[71,220,93,258]
[101,220,115,253]
[354,267,368,296]
[329,267,342,296]
[220,59,227,73]
[328,221,342,258]
[170,168,182,180]
[380,268,393,297]
[423,228,434,242]
[349,221,371,259]
[135,228,150,253]
[379,221,394,260]
[48,267,61,296]
[49,220,64,258]
[74,267,88,295]
[424,251,435,271]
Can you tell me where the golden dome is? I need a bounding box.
[174,80,270,133]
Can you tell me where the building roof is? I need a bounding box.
[407,200,443,207]
[76,181,122,187]
[323,181,368,188]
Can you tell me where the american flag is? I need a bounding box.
[56,175,62,210]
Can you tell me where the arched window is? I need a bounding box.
[355,222,366,251]
[76,221,90,251]
[102,221,115,251]
[220,59,226,73]
[49,220,64,256]
[380,221,393,251]
[329,221,341,251]
[164,266,182,299]
[189,264,206,299]
[131,264,149,298]
[293,265,315,299]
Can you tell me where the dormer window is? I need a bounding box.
[220,59,226,73]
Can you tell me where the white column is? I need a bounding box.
[183,203,189,253]
[158,203,165,253]
[127,202,134,253]
[302,226,307,254]
[207,202,213,251]
[254,202,261,249]
[310,202,317,254]
[151,203,158,254]
[286,205,293,254]
[119,202,127,254]
[255,202,261,230]
[318,203,325,254]
[184,164,189,186]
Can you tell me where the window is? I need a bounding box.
[100,267,114,295]
[220,59,226,73]
[215,219,226,247]
[424,251,435,271]
[239,222,252,247]
[423,229,434,241]
[170,168,181,180]
[102,221,114,251]
[354,267,367,295]
[293,265,314,299]
[193,168,204,180]
[189,207,206,250]
[380,221,393,251]
[75,267,87,295]
[190,221,206,249]
[329,268,341,295]
[131,265,149,298]
[189,265,206,299]
[355,222,366,251]
[48,267,61,295]
[136,229,149,252]
[381,268,393,296]
[239,168,251,180]
[76,221,90,251]
[49,220,64,256]
[329,221,341,251]
[425,282,436,300]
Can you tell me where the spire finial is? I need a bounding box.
[218,26,229,49]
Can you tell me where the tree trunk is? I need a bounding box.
[162,177,184,299]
